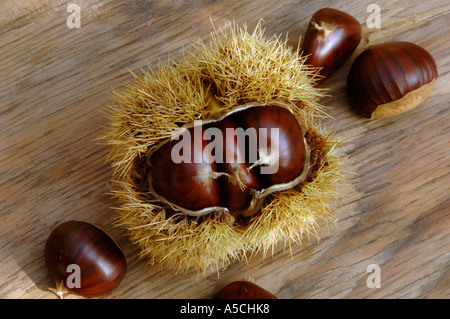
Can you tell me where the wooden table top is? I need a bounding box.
[1,0,449,299]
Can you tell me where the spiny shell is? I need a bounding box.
[104,22,348,273]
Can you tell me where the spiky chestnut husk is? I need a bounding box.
[104,22,349,273]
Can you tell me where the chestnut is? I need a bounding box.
[238,106,306,188]
[45,220,127,298]
[347,41,438,119]
[150,124,221,212]
[301,8,362,84]
[212,280,278,299]
[148,104,310,218]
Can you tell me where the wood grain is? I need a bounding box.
[0,0,449,299]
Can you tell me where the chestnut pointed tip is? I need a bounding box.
[56,280,68,299]
[47,280,68,299]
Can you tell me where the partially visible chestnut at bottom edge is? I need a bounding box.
[212,280,278,299]
[45,220,127,298]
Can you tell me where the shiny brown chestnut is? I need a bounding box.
[347,41,438,119]
[45,220,127,298]
[301,8,362,84]
[238,106,306,188]
[148,104,310,218]
[150,125,221,211]
[212,280,278,299]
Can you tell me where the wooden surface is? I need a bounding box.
[1,0,449,299]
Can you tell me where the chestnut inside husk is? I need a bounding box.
[148,103,310,219]
[104,22,348,272]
